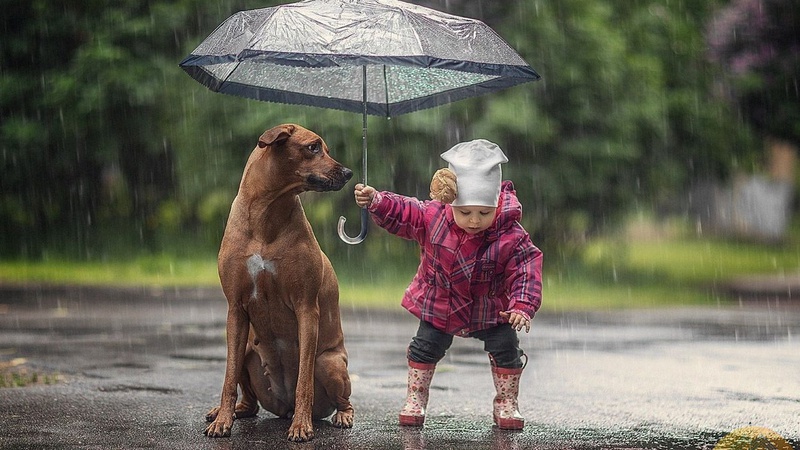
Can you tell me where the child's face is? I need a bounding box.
[452,205,497,234]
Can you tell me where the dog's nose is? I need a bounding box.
[342,167,353,181]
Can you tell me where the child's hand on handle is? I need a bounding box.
[500,311,531,333]
[354,183,376,208]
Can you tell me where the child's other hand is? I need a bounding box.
[500,311,531,333]
[354,183,376,208]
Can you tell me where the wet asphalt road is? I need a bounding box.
[0,285,798,450]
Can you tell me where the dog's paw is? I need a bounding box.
[287,420,314,442]
[331,407,354,429]
[234,401,259,419]
[204,415,233,438]
[205,406,220,422]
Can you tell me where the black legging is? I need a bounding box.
[407,320,525,369]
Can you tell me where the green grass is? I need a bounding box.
[541,274,716,311]
[605,239,800,283]
[567,215,800,311]
[0,368,61,388]
[2,218,798,312]
[0,255,220,288]
[0,359,61,388]
[338,278,409,310]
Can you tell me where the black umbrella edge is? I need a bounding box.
[180,51,541,80]
[180,63,539,117]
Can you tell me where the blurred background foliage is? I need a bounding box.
[1,0,797,283]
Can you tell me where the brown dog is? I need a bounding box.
[204,124,355,442]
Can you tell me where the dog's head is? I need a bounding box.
[254,124,353,193]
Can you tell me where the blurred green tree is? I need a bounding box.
[0,0,283,257]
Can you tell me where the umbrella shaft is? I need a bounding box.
[362,65,368,186]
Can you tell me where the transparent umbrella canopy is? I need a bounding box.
[179,0,540,244]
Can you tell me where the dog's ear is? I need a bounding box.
[258,124,296,149]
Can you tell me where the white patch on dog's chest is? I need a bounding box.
[247,254,276,298]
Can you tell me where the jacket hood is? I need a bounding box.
[489,181,522,239]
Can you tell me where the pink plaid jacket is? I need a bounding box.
[368,181,543,335]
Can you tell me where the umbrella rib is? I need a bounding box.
[220,60,243,90]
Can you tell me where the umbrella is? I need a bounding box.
[179,0,540,244]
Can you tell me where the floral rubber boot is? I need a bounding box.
[399,360,436,426]
[491,365,525,430]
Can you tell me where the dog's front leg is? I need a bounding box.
[205,304,250,437]
[287,304,320,442]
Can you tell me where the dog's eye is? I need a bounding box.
[306,142,321,154]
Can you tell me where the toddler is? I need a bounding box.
[354,139,542,429]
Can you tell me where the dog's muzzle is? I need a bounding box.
[307,166,353,192]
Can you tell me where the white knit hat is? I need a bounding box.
[440,139,508,207]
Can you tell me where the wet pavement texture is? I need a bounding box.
[0,285,798,449]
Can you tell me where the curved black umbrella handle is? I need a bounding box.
[337,208,369,245]
[338,65,370,246]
